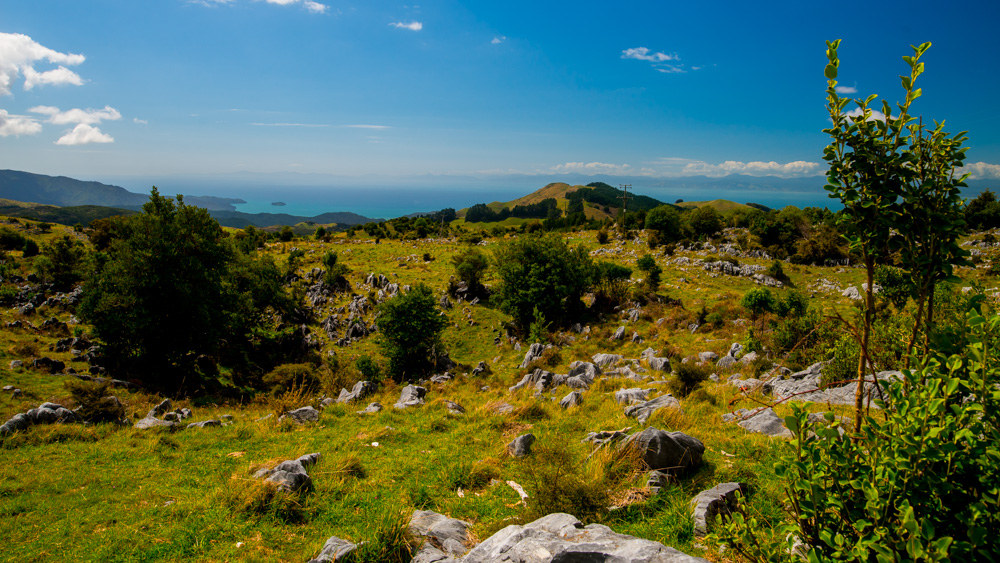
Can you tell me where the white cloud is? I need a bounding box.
[552,161,632,174]
[0,109,42,136]
[344,124,390,130]
[835,85,858,94]
[621,47,678,63]
[679,160,822,178]
[30,105,121,125]
[491,36,505,44]
[0,33,86,95]
[391,21,423,31]
[303,1,328,13]
[960,162,1000,180]
[133,118,148,125]
[656,66,686,74]
[55,123,113,145]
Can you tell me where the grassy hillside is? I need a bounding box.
[674,200,754,214]
[1,215,996,562]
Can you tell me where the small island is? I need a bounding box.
[271,201,286,207]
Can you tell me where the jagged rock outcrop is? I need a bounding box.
[1,402,79,437]
[623,394,681,424]
[395,385,427,409]
[507,433,535,457]
[337,381,377,404]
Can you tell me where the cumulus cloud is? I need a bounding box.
[680,160,822,178]
[0,33,86,95]
[552,161,632,174]
[960,162,1000,180]
[0,109,42,137]
[621,47,678,63]
[133,118,148,125]
[491,36,505,44]
[30,105,121,125]
[55,123,113,145]
[835,85,858,94]
[391,21,423,31]
[303,1,328,13]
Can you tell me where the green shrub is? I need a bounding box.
[22,238,39,257]
[667,362,711,397]
[355,355,382,383]
[715,311,1000,561]
[0,227,27,250]
[519,444,609,524]
[377,283,447,382]
[64,380,126,423]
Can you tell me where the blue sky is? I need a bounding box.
[1,0,999,184]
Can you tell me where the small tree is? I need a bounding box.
[377,284,447,382]
[645,205,682,246]
[636,254,662,292]
[492,233,593,333]
[35,234,89,292]
[321,251,350,291]
[740,287,776,333]
[451,247,489,295]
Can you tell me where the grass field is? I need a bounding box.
[1,216,997,562]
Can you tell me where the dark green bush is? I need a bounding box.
[64,379,126,423]
[262,363,319,396]
[667,362,712,397]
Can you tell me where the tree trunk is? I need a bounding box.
[854,254,875,434]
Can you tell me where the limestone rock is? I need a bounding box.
[409,509,471,559]
[254,452,320,493]
[283,406,320,424]
[462,512,707,563]
[357,402,383,414]
[507,433,535,457]
[559,391,581,409]
[337,381,377,404]
[395,385,427,409]
[308,536,358,563]
[625,427,704,473]
[734,407,792,438]
[692,483,748,537]
[519,343,546,368]
[623,394,681,424]
[592,353,623,369]
[444,400,466,414]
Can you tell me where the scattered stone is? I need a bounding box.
[462,513,707,563]
[337,380,377,404]
[611,326,627,341]
[357,402,383,414]
[698,351,718,364]
[623,393,681,424]
[648,356,671,372]
[519,343,546,368]
[559,391,581,409]
[731,407,793,438]
[471,361,489,376]
[431,373,453,384]
[646,470,672,495]
[624,427,704,473]
[186,419,222,429]
[507,433,535,457]
[282,406,320,424]
[409,509,472,560]
[308,536,357,563]
[1,402,79,436]
[444,400,466,414]
[841,286,862,300]
[395,385,427,409]
[583,429,629,447]
[592,353,623,369]
[255,452,320,493]
[9,360,23,369]
[692,483,748,537]
[615,388,651,405]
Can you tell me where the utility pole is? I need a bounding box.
[619,184,632,232]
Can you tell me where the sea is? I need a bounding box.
[158,184,842,221]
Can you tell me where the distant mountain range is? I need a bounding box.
[0,170,376,227]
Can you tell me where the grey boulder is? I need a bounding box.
[559,391,581,409]
[462,512,707,563]
[308,536,357,563]
[592,353,623,369]
[254,452,320,493]
[337,380,377,404]
[692,482,748,537]
[624,394,681,424]
[283,406,320,424]
[508,433,535,457]
[409,509,471,559]
[395,385,427,409]
[357,402,383,414]
[733,407,792,438]
[625,427,704,473]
